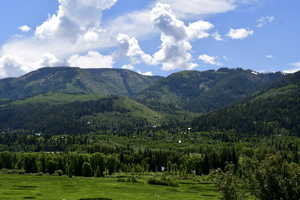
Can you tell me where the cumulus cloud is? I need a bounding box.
[106,0,256,40]
[292,62,300,67]
[212,32,222,41]
[256,16,275,28]
[283,62,300,74]
[19,25,31,32]
[35,0,117,40]
[0,0,259,77]
[137,70,153,76]
[116,33,154,65]
[227,28,254,40]
[187,21,214,40]
[158,0,239,19]
[121,64,134,70]
[150,3,213,71]
[116,3,214,71]
[105,10,153,40]
[0,56,25,77]
[36,53,63,67]
[199,54,221,66]
[153,36,197,71]
[266,55,273,59]
[0,0,118,77]
[68,51,114,68]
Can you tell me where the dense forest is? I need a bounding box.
[0,132,299,199]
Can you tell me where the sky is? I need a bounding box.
[0,0,299,78]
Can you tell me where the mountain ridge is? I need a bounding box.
[0,67,163,100]
[0,66,291,135]
[136,68,284,113]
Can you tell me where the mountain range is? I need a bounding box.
[0,66,295,135]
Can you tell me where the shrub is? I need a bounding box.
[82,162,93,177]
[53,169,64,176]
[117,176,139,183]
[148,175,179,187]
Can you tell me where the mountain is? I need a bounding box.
[0,94,162,134]
[191,71,300,136]
[136,68,283,113]
[0,67,288,135]
[0,67,163,100]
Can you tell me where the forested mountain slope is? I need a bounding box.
[137,68,283,113]
[192,71,300,136]
[0,95,162,134]
[0,67,289,135]
[0,67,163,100]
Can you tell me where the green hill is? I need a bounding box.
[192,71,300,136]
[137,68,283,113]
[0,95,162,135]
[0,67,163,100]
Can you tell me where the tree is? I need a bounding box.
[213,164,247,200]
[252,155,300,200]
[91,153,105,177]
[82,162,92,177]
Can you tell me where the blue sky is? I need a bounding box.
[0,0,299,77]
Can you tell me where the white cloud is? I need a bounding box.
[115,3,213,71]
[0,0,118,77]
[153,35,198,71]
[105,10,153,40]
[121,64,135,70]
[19,25,31,32]
[266,55,273,59]
[212,32,222,41]
[137,70,153,76]
[83,30,100,42]
[36,53,63,67]
[227,28,254,40]
[106,0,255,41]
[257,16,275,28]
[35,0,117,40]
[0,0,259,77]
[150,3,214,71]
[68,51,114,68]
[292,62,300,67]
[187,20,214,40]
[0,55,25,77]
[199,54,221,66]
[151,4,188,41]
[283,62,300,74]
[116,33,154,65]
[157,0,242,19]
[283,67,300,74]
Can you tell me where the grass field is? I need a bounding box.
[0,174,220,200]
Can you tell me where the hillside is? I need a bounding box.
[192,71,300,136]
[0,67,163,100]
[137,68,283,113]
[0,67,289,135]
[0,95,163,134]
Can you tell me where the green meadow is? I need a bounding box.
[0,174,220,200]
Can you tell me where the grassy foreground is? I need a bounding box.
[0,174,220,200]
